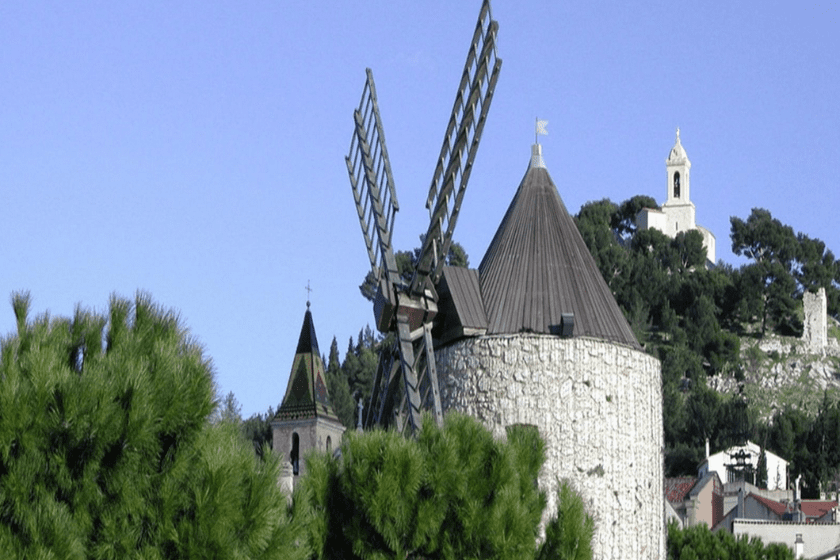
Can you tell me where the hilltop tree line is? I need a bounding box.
[574,198,840,487]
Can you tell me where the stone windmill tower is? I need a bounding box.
[434,141,664,559]
[342,2,663,558]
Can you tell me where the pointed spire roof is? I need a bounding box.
[478,146,640,349]
[276,304,339,421]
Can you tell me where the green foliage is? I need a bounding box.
[240,404,277,460]
[326,336,354,429]
[214,390,243,423]
[756,445,768,488]
[574,197,840,476]
[0,292,304,559]
[611,194,658,242]
[760,393,840,498]
[295,414,590,560]
[667,522,794,560]
[731,208,840,332]
[536,481,595,560]
[574,199,628,291]
[829,322,840,342]
[342,328,379,427]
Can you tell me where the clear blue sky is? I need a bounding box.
[2,2,838,417]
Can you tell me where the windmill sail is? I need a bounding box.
[346,69,402,330]
[412,0,502,296]
[348,0,501,435]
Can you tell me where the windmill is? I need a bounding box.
[345,0,501,434]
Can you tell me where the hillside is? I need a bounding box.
[712,320,840,420]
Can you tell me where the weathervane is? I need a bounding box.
[535,118,548,144]
[532,118,548,168]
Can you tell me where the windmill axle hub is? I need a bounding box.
[396,291,438,335]
[373,281,438,335]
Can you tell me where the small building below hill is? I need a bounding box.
[636,129,716,264]
[699,440,789,491]
[733,520,839,559]
[665,473,725,529]
[713,480,838,557]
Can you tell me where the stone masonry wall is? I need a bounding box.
[436,335,664,560]
[271,417,345,480]
[803,288,828,354]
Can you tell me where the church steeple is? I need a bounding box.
[272,302,345,481]
[665,127,691,205]
[276,304,338,421]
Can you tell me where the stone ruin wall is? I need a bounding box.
[752,287,838,357]
[435,335,664,560]
[803,288,828,354]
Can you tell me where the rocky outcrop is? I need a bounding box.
[710,325,840,418]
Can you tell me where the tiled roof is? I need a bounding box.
[747,494,838,520]
[801,501,837,519]
[665,477,698,503]
[749,494,789,517]
[478,157,640,349]
[276,307,339,422]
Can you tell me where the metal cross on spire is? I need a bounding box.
[305,280,312,309]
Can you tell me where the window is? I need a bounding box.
[326,436,332,453]
[291,433,300,476]
[673,172,681,198]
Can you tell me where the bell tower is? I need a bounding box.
[271,301,345,484]
[636,128,716,264]
[665,128,692,207]
[661,127,697,237]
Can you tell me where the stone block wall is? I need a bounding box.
[271,417,345,479]
[435,334,664,560]
[803,288,828,354]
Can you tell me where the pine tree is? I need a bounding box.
[0,293,307,559]
[241,404,276,459]
[537,481,595,560]
[667,522,794,559]
[294,413,594,560]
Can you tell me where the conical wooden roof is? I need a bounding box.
[276,305,340,421]
[478,150,640,349]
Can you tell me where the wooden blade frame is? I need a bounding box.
[411,0,502,296]
[365,319,442,434]
[346,68,401,329]
[354,1,500,435]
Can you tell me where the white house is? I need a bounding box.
[699,440,789,491]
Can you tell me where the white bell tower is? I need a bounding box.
[662,128,696,235]
[665,128,691,205]
[635,128,716,264]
